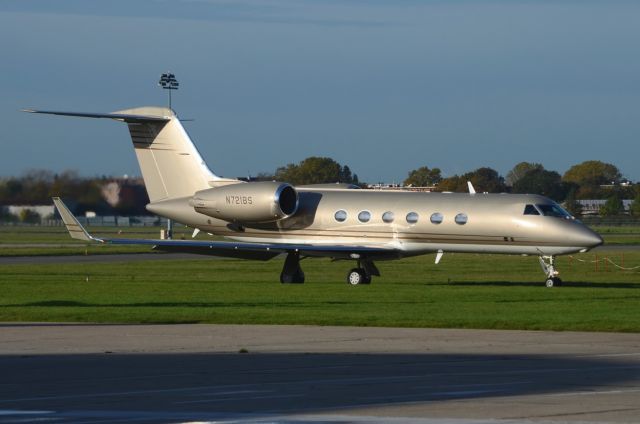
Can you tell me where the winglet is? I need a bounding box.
[467,181,476,194]
[52,197,103,243]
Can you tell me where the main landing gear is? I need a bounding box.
[280,252,305,284]
[346,259,380,286]
[279,252,380,285]
[539,255,562,287]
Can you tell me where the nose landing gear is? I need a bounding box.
[539,255,562,287]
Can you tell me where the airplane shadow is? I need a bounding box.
[0,351,638,421]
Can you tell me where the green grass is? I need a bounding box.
[1,250,638,332]
[591,225,640,245]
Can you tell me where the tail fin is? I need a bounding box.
[24,106,238,202]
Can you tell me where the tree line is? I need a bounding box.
[0,170,149,221]
[1,158,639,218]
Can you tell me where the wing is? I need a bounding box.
[52,198,400,261]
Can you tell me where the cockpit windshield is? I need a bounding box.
[536,203,573,219]
[523,203,574,219]
[523,204,540,215]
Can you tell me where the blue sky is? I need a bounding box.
[1,0,639,182]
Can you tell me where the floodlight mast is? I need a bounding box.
[158,72,179,110]
[157,72,179,239]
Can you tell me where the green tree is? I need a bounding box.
[437,167,506,193]
[464,167,507,193]
[512,169,567,201]
[563,160,621,187]
[275,157,357,185]
[563,188,583,217]
[436,175,464,192]
[600,192,623,217]
[403,166,442,187]
[505,162,544,187]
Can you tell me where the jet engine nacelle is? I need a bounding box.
[191,181,299,224]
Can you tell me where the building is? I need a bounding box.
[577,199,633,216]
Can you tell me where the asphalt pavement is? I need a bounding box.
[0,324,638,423]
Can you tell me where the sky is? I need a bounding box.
[1,0,639,183]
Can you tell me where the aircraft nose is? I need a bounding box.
[573,225,604,249]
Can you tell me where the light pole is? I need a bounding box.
[158,72,179,239]
[158,72,179,110]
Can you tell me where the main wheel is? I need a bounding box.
[545,277,557,288]
[347,268,366,285]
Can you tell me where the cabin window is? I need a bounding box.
[455,213,468,225]
[406,212,419,224]
[536,204,572,219]
[334,210,347,222]
[382,211,394,223]
[523,204,540,215]
[430,212,443,224]
[358,210,371,223]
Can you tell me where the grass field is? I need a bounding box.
[1,250,638,332]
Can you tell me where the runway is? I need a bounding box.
[0,324,639,423]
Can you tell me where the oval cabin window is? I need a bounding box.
[430,212,443,224]
[455,213,468,225]
[406,212,419,224]
[358,211,371,223]
[382,211,394,223]
[334,210,347,222]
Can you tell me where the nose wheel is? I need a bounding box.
[539,255,562,287]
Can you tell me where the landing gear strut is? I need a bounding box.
[539,255,562,287]
[346,259,379,285]
[280,251,305,284]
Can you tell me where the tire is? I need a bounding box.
[545,278,555,288]
[347,268,364,285]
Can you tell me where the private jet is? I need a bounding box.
[25,106,603,287]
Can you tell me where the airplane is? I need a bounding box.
[24,106,603,287]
